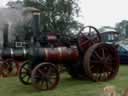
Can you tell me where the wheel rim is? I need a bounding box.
[0,59,14,77]
[1,61,10,77]
[5,59,19,76]
[83,43,119,81]
[31,63,59,91]
[77,26,101,53]
[19,60,32,85]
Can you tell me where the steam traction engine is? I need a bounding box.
[0,9,119,90]
[0,24,20,77]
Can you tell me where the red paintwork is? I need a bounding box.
[43,47,79,63]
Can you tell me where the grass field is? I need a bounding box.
[0,65,128,96]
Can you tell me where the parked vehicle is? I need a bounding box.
[117,44,128,64]
[100,31,119,44]
[100,31,128,64]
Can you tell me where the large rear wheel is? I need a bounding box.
[83,43,120,81]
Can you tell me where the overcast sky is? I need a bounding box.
[80,0,128,28]
[0,0,11,7]
[1,0,128,28]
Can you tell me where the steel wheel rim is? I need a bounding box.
[19,60,32,85]
[83,43,119,81]
[77,26,101,53]
[5,59,19,76]
[0,59,13,77]
[31,63,60,91]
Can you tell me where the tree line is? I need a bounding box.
[13,0,83,42]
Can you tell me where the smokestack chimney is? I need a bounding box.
[32,9,40,46]
[3,24,9,48]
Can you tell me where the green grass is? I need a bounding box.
[0,65,128,96]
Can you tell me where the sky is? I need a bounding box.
[0,0,12,7]
[79,0,128,28]
[1,0,128,28]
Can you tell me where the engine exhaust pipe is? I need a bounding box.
[3,24,9,48]
[32,9,40,46]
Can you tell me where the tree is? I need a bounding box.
[14,22,32,41]
[7,0,23,8]
[115,20,128,38]
[23,0,83,36]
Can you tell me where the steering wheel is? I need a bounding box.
[77,26,101,53]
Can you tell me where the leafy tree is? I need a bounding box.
[23,0,83,36]
[115,20,128,38]
[6,0,23,8]
[14,22,32,41]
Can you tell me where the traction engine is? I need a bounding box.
[0,9,119,90]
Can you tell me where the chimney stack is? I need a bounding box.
[32,9,40,46]
[3,24,9,48]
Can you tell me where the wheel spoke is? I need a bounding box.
[47,67,52,75]
[21,74,28,79]
[80,40,90,46]
[32,63,59,90]
[48,79,53,85]
[37,69,45,76]
[101,48,105,57]
[40,80,45,89]
[93,37,99,43]
[94,51,101,59]
[21,71,28,74]
[104,65,113,72]
[33,75,41,80]
[40,80,47,90]
[99,73,103,81]
[91,60,101,64]
[23,67,29,72]
[46,80,49,90]
[106,55,113,63]
[78,26,101,52]
[26,76,30,82]
[95,74,100,81]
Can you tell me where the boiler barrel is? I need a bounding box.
[42,47,79,63]
[0,47,79,63]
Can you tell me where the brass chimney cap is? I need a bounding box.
[23,7,40,14]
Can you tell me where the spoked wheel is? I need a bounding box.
[77,26,101,53]
[5,59,19,76]
[0,59,16,77]
[83,43,119,81]
[0,60,10,77]
[19,60,32,85]
[0,60,7,77]
[31,62,60,91]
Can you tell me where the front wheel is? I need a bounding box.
[31,62,60,91]
[18,60,32,85]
